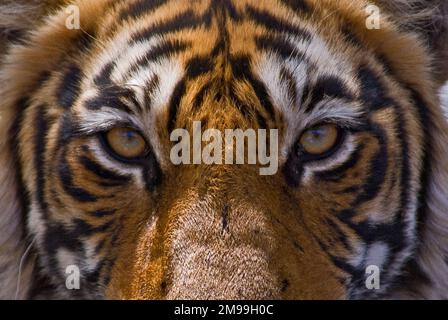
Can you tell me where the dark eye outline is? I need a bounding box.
[297,123,346,162]
[99,127,151,164]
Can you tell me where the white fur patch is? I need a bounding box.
[440,82,448,117]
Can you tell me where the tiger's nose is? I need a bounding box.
[163,200,282,299]
[165,243,280,299]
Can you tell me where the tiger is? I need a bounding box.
[0,0,447,300]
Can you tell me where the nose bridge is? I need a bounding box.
[161,166,279,299]
[121,166,281,299]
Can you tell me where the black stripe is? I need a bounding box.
[408,89,431,237]
[34,106,50,216]
[56,113,78,151]
[394,107,411,223]
[186,55,215,79]
[230,55,276,120]
[127,39,191,77]
[145,74,161,99]
[222,0,242,21]
[315,236,363,281]
[131,8,212,44]
[167,79,187,133]
[94,61,115,88]
[255,34,306,61]
[370,55,431,252]
[44,223,83,254]
[118,0,167,21]
[192,82,212,111]
[282,145,304,187]
[9,71,52,233]
[339,185,361,194]
[85,86,134,112]
[142,153,162,192]
[72,219,114,236]
[325,218,352,252]
[90,209,117,218]
[280,0,311,14]
[280,66,299,106]
[338,210,404,247]
[316,144,364,182]
[43,222,84,282]
[245,5,312,41]
[351,123,388,207]
[357,65,394,111]
[305,76,355,113]
[58,148,98,202]
[144,39,190,61]
[85,258,110,285]
[57,64,83,109]
[10,98,32,234]
[340,25,363,48]
[228,84,259,119]
[79,155,131,184]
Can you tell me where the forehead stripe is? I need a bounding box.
[305,76,355,113]
[94,61,116,88]
[118,0,167,21]
[230,55,276,120]
[280,0,311,14]
[186,55,215,80]
[245,5,312,41]
[255,34,309,61]
[57,64,83,109]
[357,65,394,111]
[167,78,187,133]
[125,39,191,79]
[130,9,213,44]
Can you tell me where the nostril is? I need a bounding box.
[221,204,230,233]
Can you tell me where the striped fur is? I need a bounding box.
[0,0,447,299]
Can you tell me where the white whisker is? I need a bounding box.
[15,237,36,300]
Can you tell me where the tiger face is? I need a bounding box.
[1,0,448,300]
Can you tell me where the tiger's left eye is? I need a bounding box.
[299,123,340,156]
[105,127,148,160]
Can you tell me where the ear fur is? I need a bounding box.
[0,1,59,300]
[0,1,64,59]
[416,84,448,298]
[372,0,448,299]
[393,85,448,299]
[374,0,448,85]
[0,0,111,299]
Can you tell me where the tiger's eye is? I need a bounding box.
[105,127,147,159]
[299,124,339,155]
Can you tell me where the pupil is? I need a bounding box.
[124,131,136,142]
[311,128,325,140]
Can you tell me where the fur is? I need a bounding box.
[0,0,447,299]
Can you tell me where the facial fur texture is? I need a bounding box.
[0,0,447,300]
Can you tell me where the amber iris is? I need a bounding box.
[299,124,339,156]
[105,127,147,159]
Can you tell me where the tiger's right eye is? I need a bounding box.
[105,127,148,160]
[299,124,340,157]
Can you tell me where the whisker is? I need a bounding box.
[15,237,36,300]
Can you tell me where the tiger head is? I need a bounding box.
[0,0,447,300]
